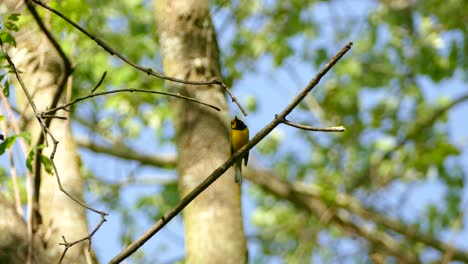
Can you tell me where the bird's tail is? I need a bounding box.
[235,161,242,183]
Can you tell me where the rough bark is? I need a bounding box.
[5,5,94,263]
[155,1,247,263]
[0,195,51,264]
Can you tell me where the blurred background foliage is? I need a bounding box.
[1,0,468,263]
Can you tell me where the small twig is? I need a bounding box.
[279,116,346,132]
[91,71,107,93]
[215,79,248,116]
[30,0,247,116]
[25,1,72,72]
[41,126,109,263]
[41,115,68,120]
[41,88,221,117]
[0,38,40,117]
[40,124,107,216]
[57,214,107,263]
[25,0,74,113]
[109,41,353,264]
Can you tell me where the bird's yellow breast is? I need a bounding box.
[231,127,249,153]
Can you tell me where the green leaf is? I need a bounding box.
[0,32,16,47]
[4,21,19,32]
[2,80,10,97]
[0,131,30,156]
[16,131,31,145]
[7,13,21,21]
[0,135,16,155]
[26,149,34,172]
[0,167,7,183]
[26,144,46,172]
[40,155,54,175]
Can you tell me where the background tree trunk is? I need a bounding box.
[7,6,94,263]
[0,194,51,264]
[155,1,247,263]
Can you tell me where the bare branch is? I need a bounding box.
[40,115,68,120]
[0,38,41,117]
[217,80,248,116]
[109,41,353,264]
[41,88,221,117]
[30,0,247,116]
[57,214,107,263]
[75,137,177,168]
[91,71,107,93]
[25,0,74,118]
[279,116,346,132]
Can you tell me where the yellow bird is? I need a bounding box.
[231,116,249,183]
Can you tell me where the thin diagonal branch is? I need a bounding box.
[25,1,72,72]
[383,92,468,160]
[218,80,248,116]
[57,215,107,263]
[25,0,73,119]
[109,41,353,264]
[91,71,107,93]
[0,38,41,116]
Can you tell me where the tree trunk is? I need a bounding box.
[6,5,94,263]
[155,1,247,263]
[0,194,51,264]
